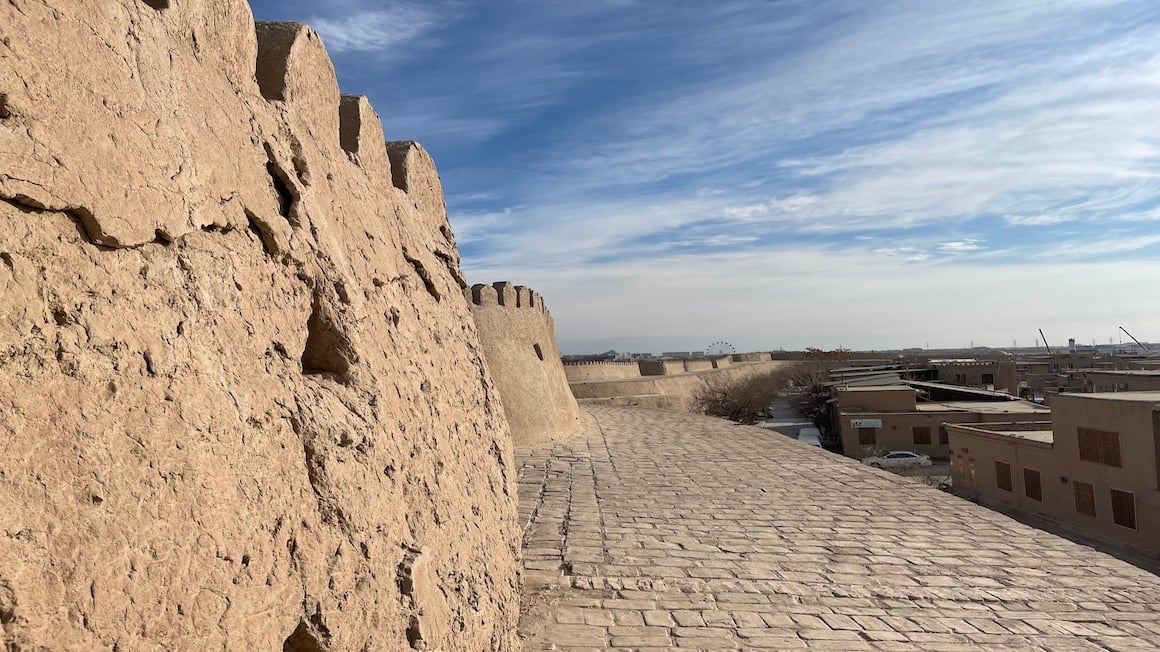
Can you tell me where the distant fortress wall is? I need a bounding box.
[570,360,793,411]
[733,352,773,362]
[468,283,580,445]
[639,360,687,376]
[682,359,715,373]
[563,360,642,382]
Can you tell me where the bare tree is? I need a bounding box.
[692,369,793,425]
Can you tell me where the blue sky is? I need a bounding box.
[250,0,1160,353]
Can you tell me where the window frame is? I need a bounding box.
[1073,481,1096,517]
[858,427,877,445]
[1111,489,1137,530]
[1077,427,1122,467]
[995,461,1013,492]
[1023,467,1043,502]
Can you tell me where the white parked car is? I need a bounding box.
[861,451,931,468]
[797,427,822,447]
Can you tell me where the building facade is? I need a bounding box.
[948,392,1160,558]
[836,386,1050,460]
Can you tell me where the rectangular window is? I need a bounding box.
[912,426,932,445]
[1111,489,1136,529]
[1077,428,1122,467]
[1024,468,1042,501]
[858,427,877,445]
[995,461,1013,492]
[1073,481,1096,517]
[982,373,995,384]
[938,426,949,445]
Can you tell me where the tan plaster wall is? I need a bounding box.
[569,361,792,412]
[1049,396,1160,554]
[840,409,1048,459]
[563,361,642,382]
[948,429,1061,519]
[0,5,519,650]
[639,360,687,376]
[1083,372,1160,392]
[469,283,580,446]
[936,361,1019,395]
[950,396,1160,558]
[836,387,918,412]
[683,359,715,373]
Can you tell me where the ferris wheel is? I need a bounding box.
[704,341,735,356]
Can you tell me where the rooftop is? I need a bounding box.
[1064,391,1160,403]
[916,400,1050,414]
[949,422,1056,444]
[1083,369,1160,377]
[838,385,914,392]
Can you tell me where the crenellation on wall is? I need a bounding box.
[492,281,517,307]
[468,283,579,445]
[337,94,392,179]
[564,360,643,382]
[467,283,501,308]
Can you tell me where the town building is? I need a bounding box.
[948,392,1160,558]
[835,384,1049,460]
[1079,369,1160,393]
[930,359,1019,395]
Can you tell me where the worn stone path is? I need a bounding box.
[515,405,1160,651]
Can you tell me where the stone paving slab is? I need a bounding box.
[516,405,1160,651]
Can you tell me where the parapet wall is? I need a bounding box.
[640,360,688,376]
[468,283,580,445]
[733,352,773,362]
[563,360,642,382]
[570,361,793,412]
[0,4,518,651]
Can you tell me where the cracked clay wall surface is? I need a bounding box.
[469,283,580,446]
[0,2,520,650]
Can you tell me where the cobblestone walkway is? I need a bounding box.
[515,405,1160,651]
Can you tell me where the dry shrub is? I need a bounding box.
[692,369,792,424]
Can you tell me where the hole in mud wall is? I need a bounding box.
[267,162,294,219]
[384,143,410,192]
[283,621,323,652]
[141,0,170,9]
[301,297,352,378]
[533,343,544,361]
[0,94,10,120]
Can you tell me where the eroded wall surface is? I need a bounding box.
[469,283,580,445]
[0,3,519,650]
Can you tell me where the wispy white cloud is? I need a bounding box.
[1004,214,1078,226]
[310,4,443,54]
[253,0,1160,349]
[939,239,984,254]
[1035,233,1160,258]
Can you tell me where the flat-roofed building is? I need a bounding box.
[931,359,1019,395]
[1080,369,1160,393]
[836,385,1050,460]
[948,392,1160,558]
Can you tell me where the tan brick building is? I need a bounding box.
[948,392,1160,558]
[931,359,1019,395]
[836,386,1049,460]
[1080,369,1160,392]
